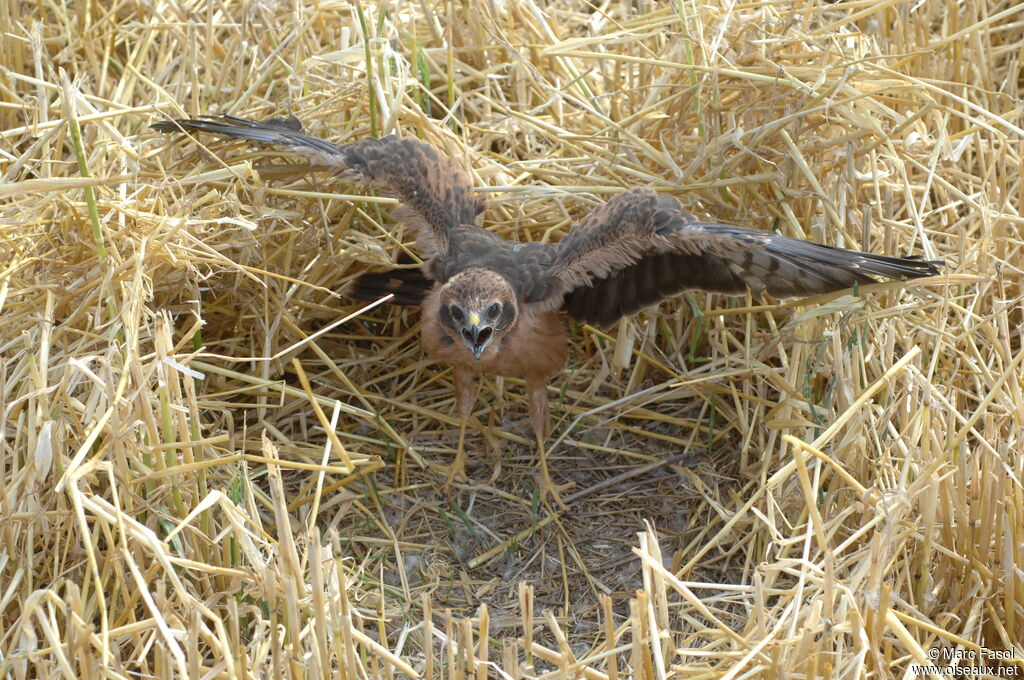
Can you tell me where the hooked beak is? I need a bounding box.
[460,313,494,361]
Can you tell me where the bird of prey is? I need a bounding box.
[153,114,943,504]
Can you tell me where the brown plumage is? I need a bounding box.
[153,114,944,502]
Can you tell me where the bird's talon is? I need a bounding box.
[540,471,574,509]
[445,455,468,483]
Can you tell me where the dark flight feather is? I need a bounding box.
[348,268,432,307]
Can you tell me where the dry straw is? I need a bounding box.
[0,0,1020,677]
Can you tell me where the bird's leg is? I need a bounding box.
[527,374,573,508]
[448,367,476,482]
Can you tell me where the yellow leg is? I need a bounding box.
[527,373,573,507]
[444,367,475,482]
[536,430,573,509]
[447,410,469,483]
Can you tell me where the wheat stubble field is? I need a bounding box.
[0,0,1021,677]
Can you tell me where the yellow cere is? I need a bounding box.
[468,312,480,326]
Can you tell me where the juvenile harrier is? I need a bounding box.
[154,115,943,503]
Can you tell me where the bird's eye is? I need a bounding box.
[449,305,464,322]
[487,303,501,319]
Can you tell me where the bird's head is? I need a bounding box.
[437,269,518,361]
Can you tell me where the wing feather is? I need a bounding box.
[633,257,660,308]
[546,189,943,327]
[650,253,686,297]
[347,267,432,307]
[152,115,484,256]
[617,267,641,319]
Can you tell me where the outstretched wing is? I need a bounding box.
[152,115,485,256]
[543,189,943,328]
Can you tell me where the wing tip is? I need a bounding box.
[151,113,304,135]
[861,254,945,280]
